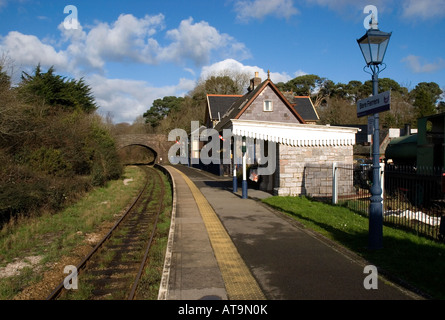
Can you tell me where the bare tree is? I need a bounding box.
[194,69,251,96]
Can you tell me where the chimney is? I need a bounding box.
[404,123,411,136]
[248,72,262,92]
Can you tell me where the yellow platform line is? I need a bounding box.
[172,167,265,300]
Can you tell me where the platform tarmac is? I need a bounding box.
[159,165,424,300]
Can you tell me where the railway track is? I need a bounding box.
[46,165,167,300]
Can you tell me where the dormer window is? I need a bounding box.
[264,100,273,112]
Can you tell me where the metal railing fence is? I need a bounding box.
[331,163,445,242]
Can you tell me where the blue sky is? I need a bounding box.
[1,0,444,123]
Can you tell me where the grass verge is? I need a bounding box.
[0,166,146,300]
[262,196,445,300]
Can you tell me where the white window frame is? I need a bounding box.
[263,100,273,112]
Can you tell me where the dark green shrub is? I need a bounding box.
[87,120,123,186]
[0,64,123,226]
[28,147,72,176]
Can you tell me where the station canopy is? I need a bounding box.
[229,120,359,147]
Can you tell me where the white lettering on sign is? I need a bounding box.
[357,91,391,118]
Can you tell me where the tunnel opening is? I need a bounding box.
[118,144,157,166]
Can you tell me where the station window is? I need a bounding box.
[264,100,273,112]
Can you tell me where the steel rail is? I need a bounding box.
[127,168,166,300]
[46,168,150,300]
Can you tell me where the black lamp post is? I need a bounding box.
[242,136,248,199]
[357,23,391,250]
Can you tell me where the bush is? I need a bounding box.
[28,147,72,176]
[88,119,123,186]
[0,64,123,227]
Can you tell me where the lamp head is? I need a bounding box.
[357,28,392,66]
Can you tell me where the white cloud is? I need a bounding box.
[184,68,196,76]
[160,18,250,66]
[402,0,445,19]
[402,55,445,74]
[200,58,294,84]
[0,31,69,70]
[294,70,308,77]
[57,14,248,72]
[0,14,165,75]
[89,74,196,124]
[58,14,165,72]
[1,13,249,74]
[0,14,249,123]
[234,0,299,22]
[86,14,164,63]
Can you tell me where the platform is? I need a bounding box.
[158,165,423,300]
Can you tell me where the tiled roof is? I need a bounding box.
[291,96,319,121]
[206,94,243,121]
[214,79,305,131]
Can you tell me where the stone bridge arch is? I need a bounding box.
[115,134,173,165]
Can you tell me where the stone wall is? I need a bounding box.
[275,144,355,198]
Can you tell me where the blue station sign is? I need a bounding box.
[357,90,391,118]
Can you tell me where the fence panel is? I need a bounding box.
[383,165,445,241]
[330,163,445,242]
[334,164,371,215]
[303,164,445,241]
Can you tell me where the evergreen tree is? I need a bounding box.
[19,64,97,113]
[411,82,443,118]
[143,96,185,128]
[413,88,437,118]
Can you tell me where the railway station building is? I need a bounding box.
[201,72,359,198]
